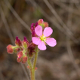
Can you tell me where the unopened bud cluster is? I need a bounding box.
[7,36,36,63]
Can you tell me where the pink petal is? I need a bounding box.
[32,37,41,45]
[46,38,57,47]
[35,25,42,37]
[38,41,46,50]
[43,27,53,37]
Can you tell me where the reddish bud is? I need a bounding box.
[30,22,38,37]
[17,51,23,58]
[44,22,49,27]
[32,30,36,37]
[17,57,21,62]
[38,19,43,24]
[22,37,29,48]
[24,37,29,44]
[15,37,22,46]
[7,45,14,54]
[22,56,27,63]
[31,22,38,31]
[31,23,35,31]
[31,24,36,37]
[28,42,36,57]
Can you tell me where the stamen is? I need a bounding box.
[40,34,46,41]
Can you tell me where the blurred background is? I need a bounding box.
[0,0,80,80]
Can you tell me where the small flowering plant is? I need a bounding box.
[7,19,57,80]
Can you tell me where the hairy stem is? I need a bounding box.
[32,47,38,80]
[33,47,38,70]
[28,47,38,80]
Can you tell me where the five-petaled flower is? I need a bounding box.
[32,25,57,50]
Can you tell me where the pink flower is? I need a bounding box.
[32,25,57,50]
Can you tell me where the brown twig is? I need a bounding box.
[0,6,14,44]
[0,6,29,80]
[53,0,80,16]
[66,0,80,77]
[3,0,31,32]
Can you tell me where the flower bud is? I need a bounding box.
[22,37,29,49]
[7,45,14,54]
[24,37,28,44]
[17,51,23,58]
[15,37,22,46]
[44,22,49,27]
[35,22,38,27]
[31,23,35,31]
[32,30,36,37]
[22,56,27,63]
[28,42,36,57]
[17,57,21,62]
[38,19,43,24]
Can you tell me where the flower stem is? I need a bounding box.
[27,47,38,80]
[31,68,35,80]
[27,56,33,80]
[33,47,38,69]
[32,47,38,80]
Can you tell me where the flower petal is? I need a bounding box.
[46,38,57,47]
[35,25,42,36]
[32,37,40,45]
[38,41,46,50]
[43,27,53,37]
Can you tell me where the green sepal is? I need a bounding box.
[39,23,45,28]
[23,42,28,49]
